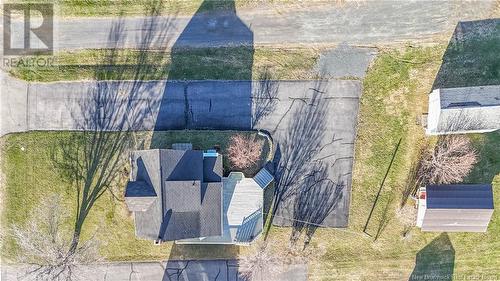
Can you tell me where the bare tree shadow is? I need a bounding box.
[290,162,345,247]
[400,145,426,208]
[409,233,455,281]
[51,1,176,250]
[252,66,279,128]
[433,19,500,89]
[269,80,335,234]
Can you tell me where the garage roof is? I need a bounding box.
[426,184,494,210]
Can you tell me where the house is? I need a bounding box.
[416,184,494,232]
[425,85,500,135]
[124,148,273,245]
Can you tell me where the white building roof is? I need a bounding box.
[439,85,500,108]
[426,85,500,135]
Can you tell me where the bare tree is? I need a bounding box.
[417,135,477,185]
[228,134,264,170]
[10,194,100,281]
[238,243,284,281]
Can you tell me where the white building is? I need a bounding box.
[416,184,494,232]
[426,85,500,135]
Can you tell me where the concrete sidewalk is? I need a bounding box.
[1,260,308,281]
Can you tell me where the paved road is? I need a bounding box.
[0,72,361,227]
[1,260,308,281]
[1,1,495,50]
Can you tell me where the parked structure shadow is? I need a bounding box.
[433,18,500,89]
[465,131,500,184]
[409,233,455,281]
[151,0,254,142]
[164,244,240,281]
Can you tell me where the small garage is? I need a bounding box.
[416,184,494,232]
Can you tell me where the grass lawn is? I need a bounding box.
[262,46,500,279]
[7,0,295,17]
[0,130,270,262]
[8,48,320,82]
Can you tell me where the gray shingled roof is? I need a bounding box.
[200,182,223,237]
[440,86,500,108]
[125,149,223,241]
[125,181,156,197]
[161,149,204,181]
[203,156,223,182]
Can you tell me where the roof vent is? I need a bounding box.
[446,101,481,108]
[203,149,218,158]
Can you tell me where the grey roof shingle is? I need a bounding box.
[203,155,223,182]
[161,211,201,240]
[200,182,223,236]
[164,180,202,212]
[440,86,500,108]
[125,149,222,241]
[161,149,204,181]
[125,181,156,197]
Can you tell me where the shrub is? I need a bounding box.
[227,134,264,170]
[417,135,477,185]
